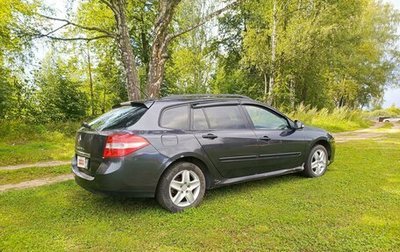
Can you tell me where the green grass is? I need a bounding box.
[378,122,394,129]
[1,133,399,251]
[286,105,371,133]
[0,139,74,166]
[0,165,70,185]
[0,121,77,165]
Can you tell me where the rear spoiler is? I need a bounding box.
[112,100,155,109]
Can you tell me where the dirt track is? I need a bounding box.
[0,160,70,171]
[333,122,400,143]
[0,174,73,192]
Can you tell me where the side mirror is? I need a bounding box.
[294,120,304,129]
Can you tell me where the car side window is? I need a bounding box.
[244,105,289,130]
[202,105,247,129]
[193,108,209,130]
[160,105,189,130]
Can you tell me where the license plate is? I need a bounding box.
[77,156,88,169]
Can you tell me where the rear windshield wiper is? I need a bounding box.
[81,122,101,133]
[81,122,93,130]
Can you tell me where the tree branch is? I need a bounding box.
[168,0,244,41]
[38,13,116,37]
[35,34,112,41]
[99,0,119,15]
[39,23,69,37]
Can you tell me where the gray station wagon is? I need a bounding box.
[72,94,335,212]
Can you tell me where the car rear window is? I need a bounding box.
[160,105,189,130]
[88,105,147,131]
[203,106,247,129]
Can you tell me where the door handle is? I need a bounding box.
[202,133,218,139]
[259,136,271,141]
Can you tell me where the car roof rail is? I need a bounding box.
[160,94,251,100]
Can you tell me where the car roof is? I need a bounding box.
[115,94,254,108]
[159,94,251,101]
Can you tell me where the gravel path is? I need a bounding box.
[333,122,400,143]
[0,160,70,171]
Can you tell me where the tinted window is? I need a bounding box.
[89,105,147,131]
[203,106,247,129]
[160,105,189,129]
[193,109,209,130]
[244,105,288,130]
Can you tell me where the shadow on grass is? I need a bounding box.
[79,173,306,213]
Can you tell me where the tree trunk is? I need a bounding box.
[113,0,141,100]
[263,72,268,101]
[268,0,277,105]
[147,0,181,98]
[86,44,95,116]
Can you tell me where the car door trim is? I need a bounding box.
[212,164,305,188]
[219,154,258,162]
[259,152,302,159]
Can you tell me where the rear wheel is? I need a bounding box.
[156,162,206,212]
[303,145,328,178]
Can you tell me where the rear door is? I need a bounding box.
[192,104,259,178]
[242,104,306,173]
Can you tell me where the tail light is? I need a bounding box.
[103,133,149,158]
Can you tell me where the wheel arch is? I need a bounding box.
[311,138,332,161]
[157,154,215,190]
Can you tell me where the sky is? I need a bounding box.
[41,0,400,108]
[382,0,400,108]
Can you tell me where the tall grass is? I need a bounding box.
[363,105,400,119]
[285,104,370,133]
[0,120,80,144]
[0,121,80,165]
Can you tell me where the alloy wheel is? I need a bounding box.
[169,170,201,207]
[311,149,327,175]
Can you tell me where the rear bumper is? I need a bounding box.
[71,146,167,198]
[73,168,154,198]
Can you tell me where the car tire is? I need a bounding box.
[156,162,206,213]
[303,145,328,178]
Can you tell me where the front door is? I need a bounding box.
[242,105,307,173]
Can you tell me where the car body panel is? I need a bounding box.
[194,129,260,178]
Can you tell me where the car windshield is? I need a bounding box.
[88,105,147,131]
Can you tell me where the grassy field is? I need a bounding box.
[0,121,77,165]
[1,132,399,251]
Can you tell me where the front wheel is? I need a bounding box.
[156,162,206,212]
[303,145,328,178]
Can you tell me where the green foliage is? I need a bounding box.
[165,0,216,95]
[236,0,400,108]
[34,52,88,122]
[1,0,399,122]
